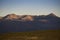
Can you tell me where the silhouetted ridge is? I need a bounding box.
[0,13,59,21]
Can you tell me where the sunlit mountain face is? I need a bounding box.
[0,13,59,21]
[0,13,60,33]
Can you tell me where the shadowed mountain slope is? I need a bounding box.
[0,13,60,33]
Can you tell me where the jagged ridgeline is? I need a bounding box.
[0,13,60,33]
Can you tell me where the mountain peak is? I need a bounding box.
[48,13,56,17]
[3,13,20,20]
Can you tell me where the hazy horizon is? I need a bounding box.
[0,0,60,16]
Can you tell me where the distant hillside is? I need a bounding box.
[0,13,60,21]
[0,13,60,33]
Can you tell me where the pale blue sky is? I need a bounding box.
[0,0,60,16]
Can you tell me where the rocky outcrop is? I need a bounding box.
[21,15,34,21]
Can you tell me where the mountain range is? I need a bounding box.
[0,13,60,33]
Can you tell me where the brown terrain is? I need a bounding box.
[0,30,60,40]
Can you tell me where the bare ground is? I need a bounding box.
[0,30,60,40]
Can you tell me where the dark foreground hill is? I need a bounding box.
[0,20,60,33]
